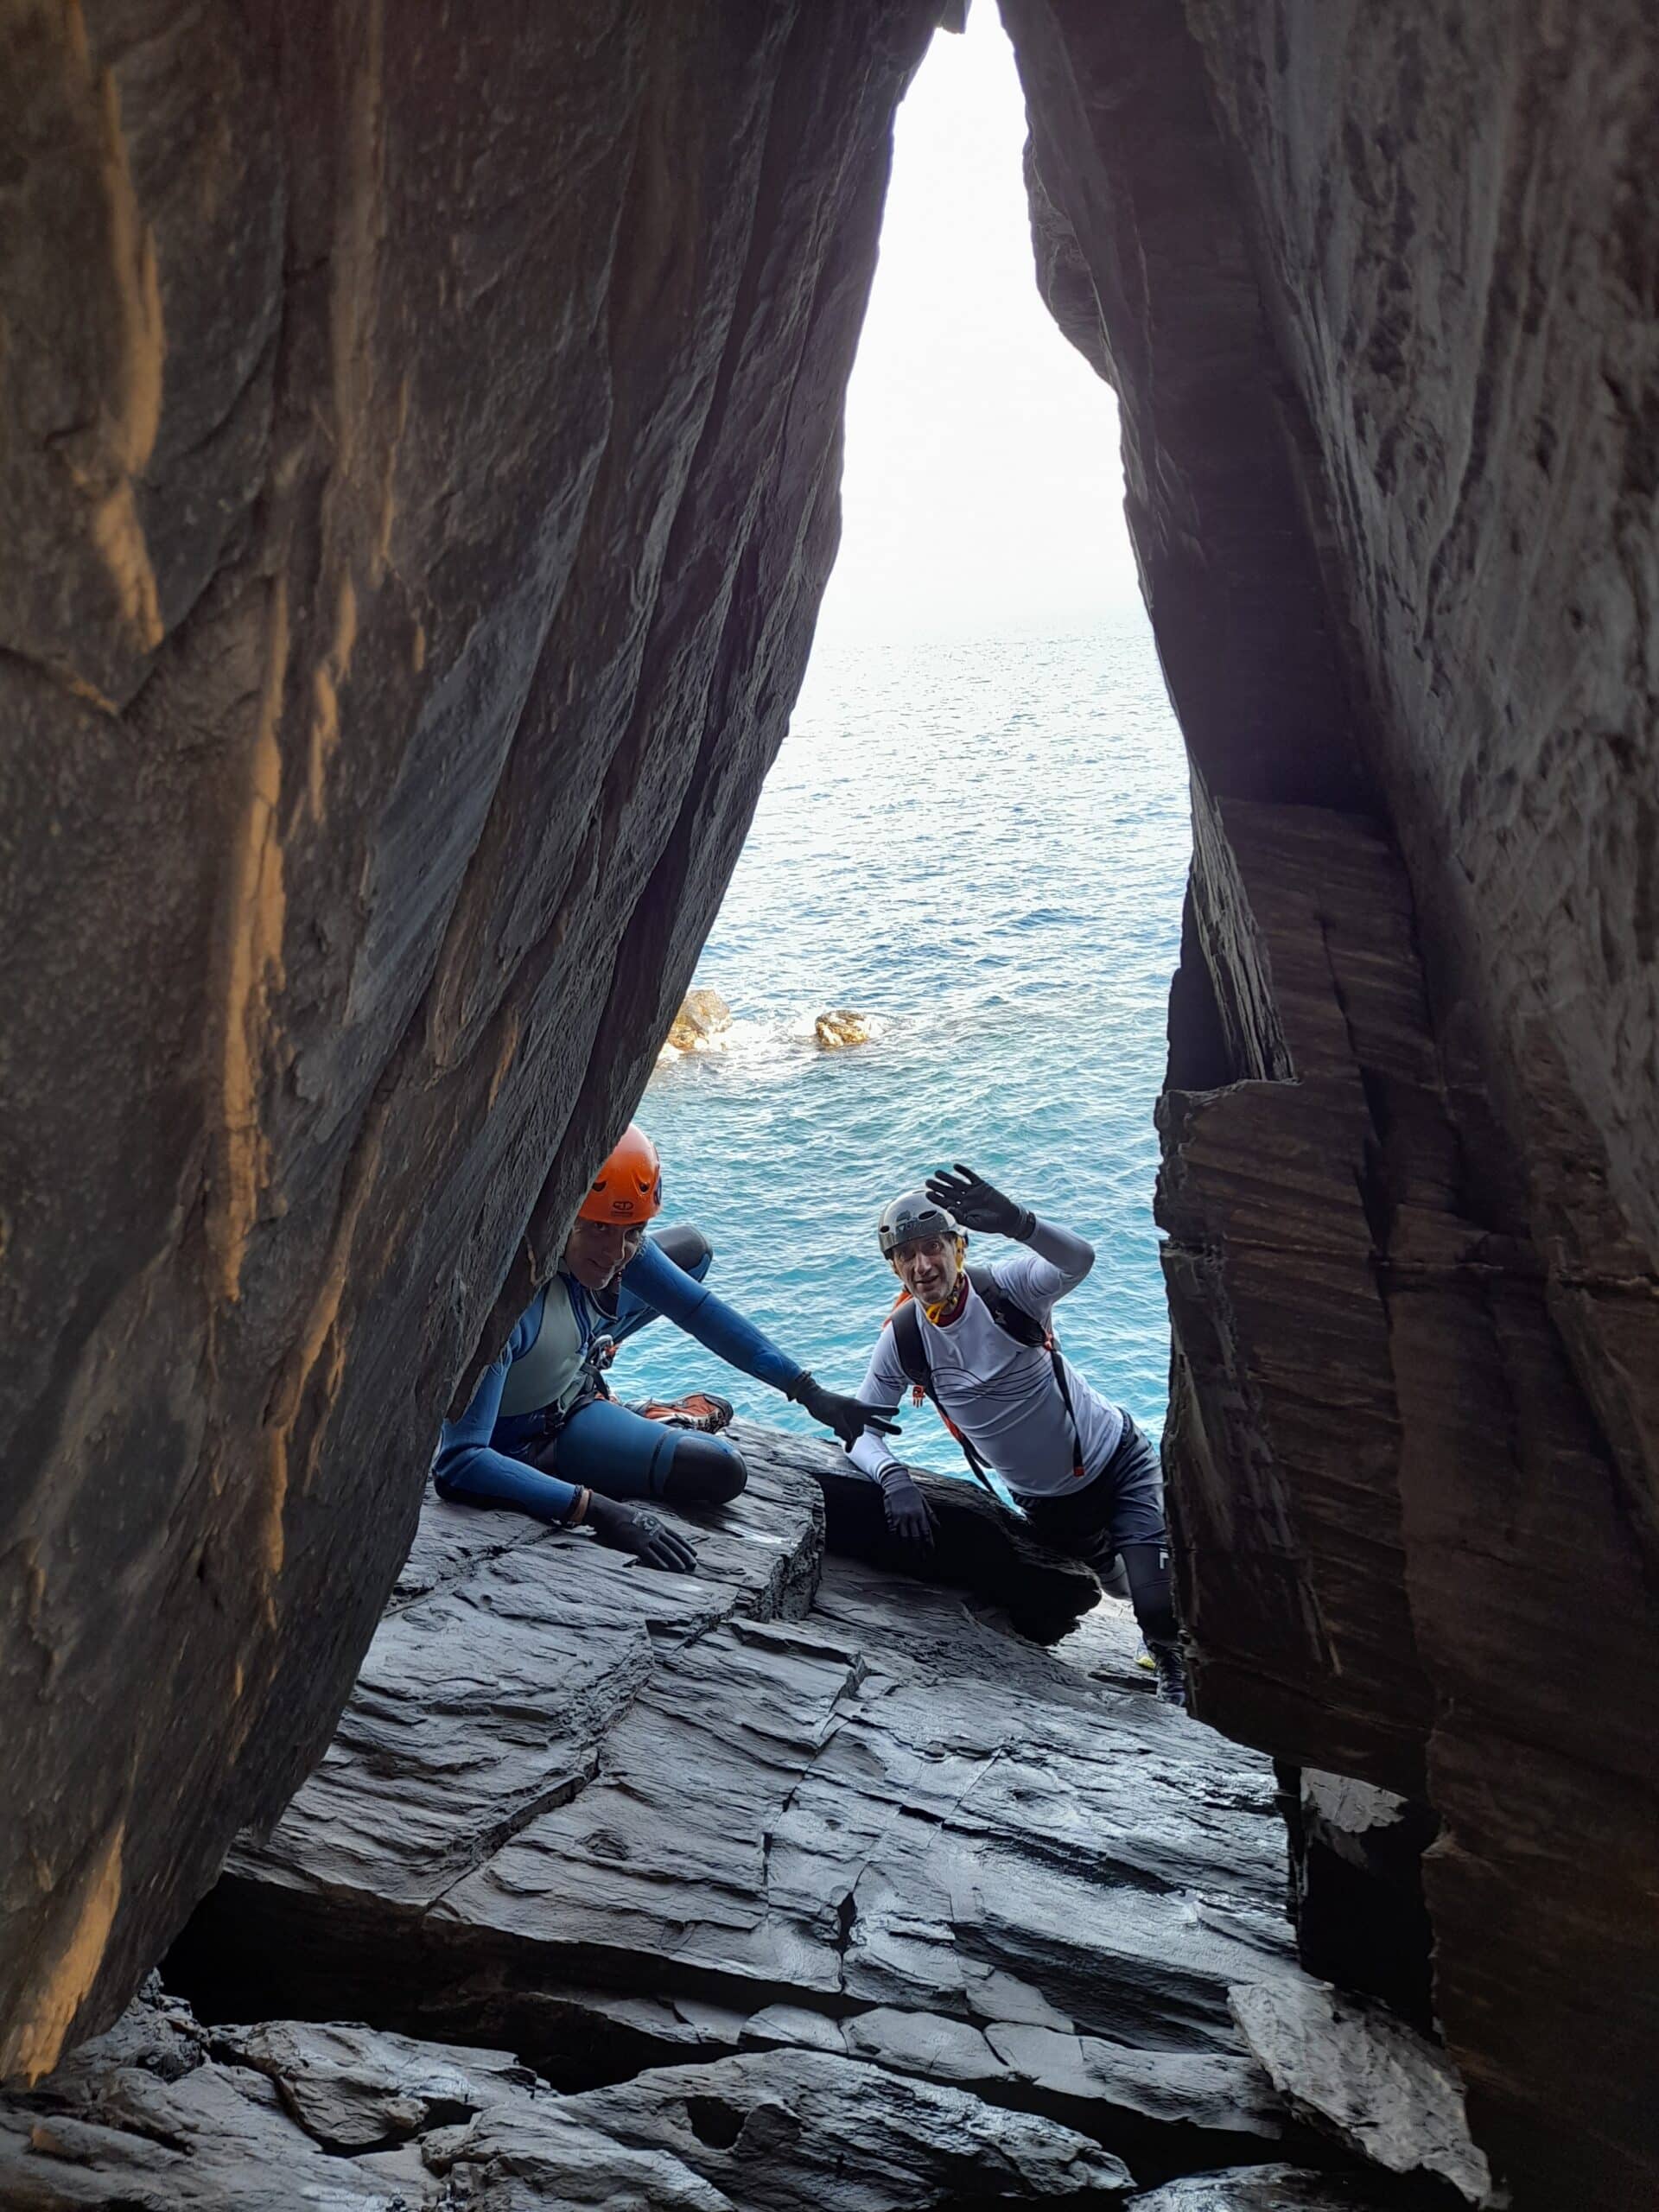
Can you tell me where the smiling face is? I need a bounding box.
[562,1216,645,1293]
[891,1230,963,1306]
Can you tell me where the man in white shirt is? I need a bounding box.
[848,1163,1185,1706]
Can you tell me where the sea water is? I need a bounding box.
[621,614,1192,1479]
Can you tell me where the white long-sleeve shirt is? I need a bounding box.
[848,1217,1124,1499]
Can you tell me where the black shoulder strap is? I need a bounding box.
[889,1298,930,1391]
[968,1267,1045,1347]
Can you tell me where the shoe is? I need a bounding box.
[1146,1641,1187,1708]
[631,1392,734,1434]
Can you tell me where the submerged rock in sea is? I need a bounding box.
[814,1007,872,1049]
[130,1425,1457,2206]
[664,988,734,1057]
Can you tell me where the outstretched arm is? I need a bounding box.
[620,1238,900,1449]
[619,1236,802,1390]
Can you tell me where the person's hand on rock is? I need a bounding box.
[879,1467,936,1549]
[583,1492,698,1573]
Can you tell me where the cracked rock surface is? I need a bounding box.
[92,1428,1455,2206]
[0,1984,1135,2210]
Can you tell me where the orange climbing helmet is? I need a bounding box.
[578,1122,663,1224]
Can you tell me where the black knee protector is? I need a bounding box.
[661,1431,747,1507]
[651,1222,713,1276]
[1119,1541,1179,1649]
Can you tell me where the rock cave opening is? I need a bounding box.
[3,5,1656,2211]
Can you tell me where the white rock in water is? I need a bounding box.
[664,987,733,1056]
[814,1007,871,1049]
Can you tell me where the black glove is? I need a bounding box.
[582,1492,698,1574]
[879,1466,936,1548]
[788,1371,902,1452]
[924,1162,1034,1240]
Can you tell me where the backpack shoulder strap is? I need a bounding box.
[968,1267,1046,1347]
[887,1297,930,1392]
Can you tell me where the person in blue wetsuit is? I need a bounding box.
[433,1122,896,1573]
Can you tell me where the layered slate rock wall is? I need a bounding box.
[1001,3,1659,2205]
[0,0,942,2075]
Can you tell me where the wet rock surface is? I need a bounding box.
[813,1007,873,1048]
[123,1427,1452,2204]
[664,988,736,1057]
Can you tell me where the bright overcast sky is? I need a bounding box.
[814,5,1141,646]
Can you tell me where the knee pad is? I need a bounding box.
[662,1432,747,1507]
[651,1222,713,1279]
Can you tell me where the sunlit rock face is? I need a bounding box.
[1002,3,1659,2205]
[0,0,941,2075]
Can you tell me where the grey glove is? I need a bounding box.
[789,1371,902,1452]
[879,1466,936,1549]
[924,1163,1034,1241]
[582,1492,698,1574]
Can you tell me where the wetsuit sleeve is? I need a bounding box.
[995,1216,1096,1321]
[431,1302,582,1522]
[619,1236,804,1393]
[847,1330,907,1481]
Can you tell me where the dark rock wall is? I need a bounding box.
[0,0,940,2077]
[1001,3,1658,2205]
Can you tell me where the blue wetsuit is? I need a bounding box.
[433,1231,801,1522]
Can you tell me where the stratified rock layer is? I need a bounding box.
[1002,3,1659,2204]
[7,1430,1470,2206]
[0,1983,1135,2210]
[0,0,941,2069]
[169,1431,1319,2192]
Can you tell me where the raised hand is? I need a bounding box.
[789,1372,902,1452]
[923,1163,1034,1240]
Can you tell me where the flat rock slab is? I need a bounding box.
[172,1427,1323,2183]
[218,1446,823,1913]
[1127,2165,1422,2210]
[1230,1983,1492,2204]
[0,1988,1131,2209]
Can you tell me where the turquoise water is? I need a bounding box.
[623,619,1192,1477]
